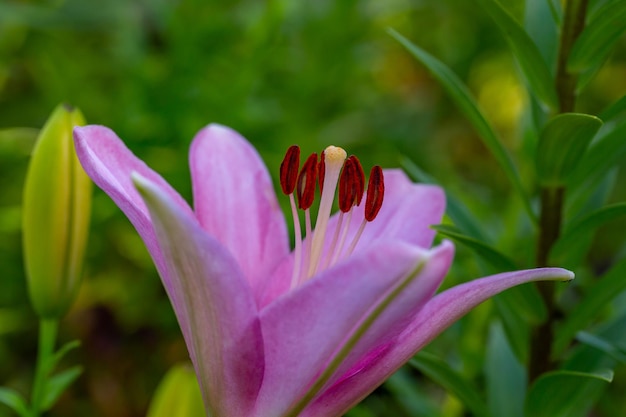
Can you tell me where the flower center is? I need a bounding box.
[280,145,385,288]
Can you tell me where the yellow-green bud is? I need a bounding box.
[22,104,92,318]
[147,364,205,417]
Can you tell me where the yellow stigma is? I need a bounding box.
[324,146,347,165]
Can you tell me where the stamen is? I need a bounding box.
[345,166,384,256]
[329,156,365,266]
[280,145,300,195]
[295,153,317,285]
[350,155,365,206]
[296,153,318,210]
[279,146,303,289]
[307,146,347,278]
[365,166,384,221]
[338,157,358,213]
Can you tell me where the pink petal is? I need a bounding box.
[133,174,263,417]
[304,267,575,417]
[189,124,289,291]
[73,125,194,284]
[355,169,445,248]
[254,240,453,417]
[321,169,444,254]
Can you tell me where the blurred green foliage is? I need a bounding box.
[1,0,625,416]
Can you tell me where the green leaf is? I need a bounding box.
[551,203,626,263]
[385,369,440,417]
[568,119,626,187]
[576,331,626,364]
[524,370,613,417]
[493,296,530,363]
[46,340,81,372]
[42,366,83,411]
[535,113,602,186]
[432,224,517,271]
[599,94,626,122]
[410,352,490,417]
[0,387,31,417]
[553,255,626,356]
[524,0,560,65]
[568,1,626,72]
[389,28,536,224]
[476,0,559,110]
[485,323,525,417]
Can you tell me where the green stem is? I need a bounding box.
[555,0,589,114]
[30,319,58,416]
[530,187,563,381]
[529,0,589,383]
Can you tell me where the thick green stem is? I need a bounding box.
[30,319,58,416]
[529,0,589,383]
[555,0,589,113]
[530,187,564,381]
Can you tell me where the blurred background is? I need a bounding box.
[1,0,625,416]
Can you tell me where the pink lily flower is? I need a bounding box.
[74,124,573,417]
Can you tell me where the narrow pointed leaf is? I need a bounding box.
[385,370,440,417]
[42,366,83,411]
[535,113,602,185]
[432,224,516,271]
[46,340,81,375]
[389,28,535,224]
[410,352,490,417]
[568,1,626,72]
[493,296,530,363]
[0,387,30,417]
[575,331,626,364]
[525,370,613,417]
[553,256,626,356]
[551,203,626,263]
[568,120,626,187]
[599,94,626,122]
[477,0,559,110]
[485,323,525,417]
[523,0,559,65]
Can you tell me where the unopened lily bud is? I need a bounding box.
[147,364,205,417]
[22,104,91,318]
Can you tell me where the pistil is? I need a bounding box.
[307,146,347,277]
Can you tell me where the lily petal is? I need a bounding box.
[355,169,445,249]
[189,124,289,289]
[255,240,453,417]
[133,173,263,417]
[303,267,575,417]
[73,125,194,284]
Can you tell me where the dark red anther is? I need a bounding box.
[338,158,356,212]
[349,155,365,206]
[338,157,365,213]
[318,151,325,193]
[280,145,300,195]
[297,153,318,210]
[365,166,384,221]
